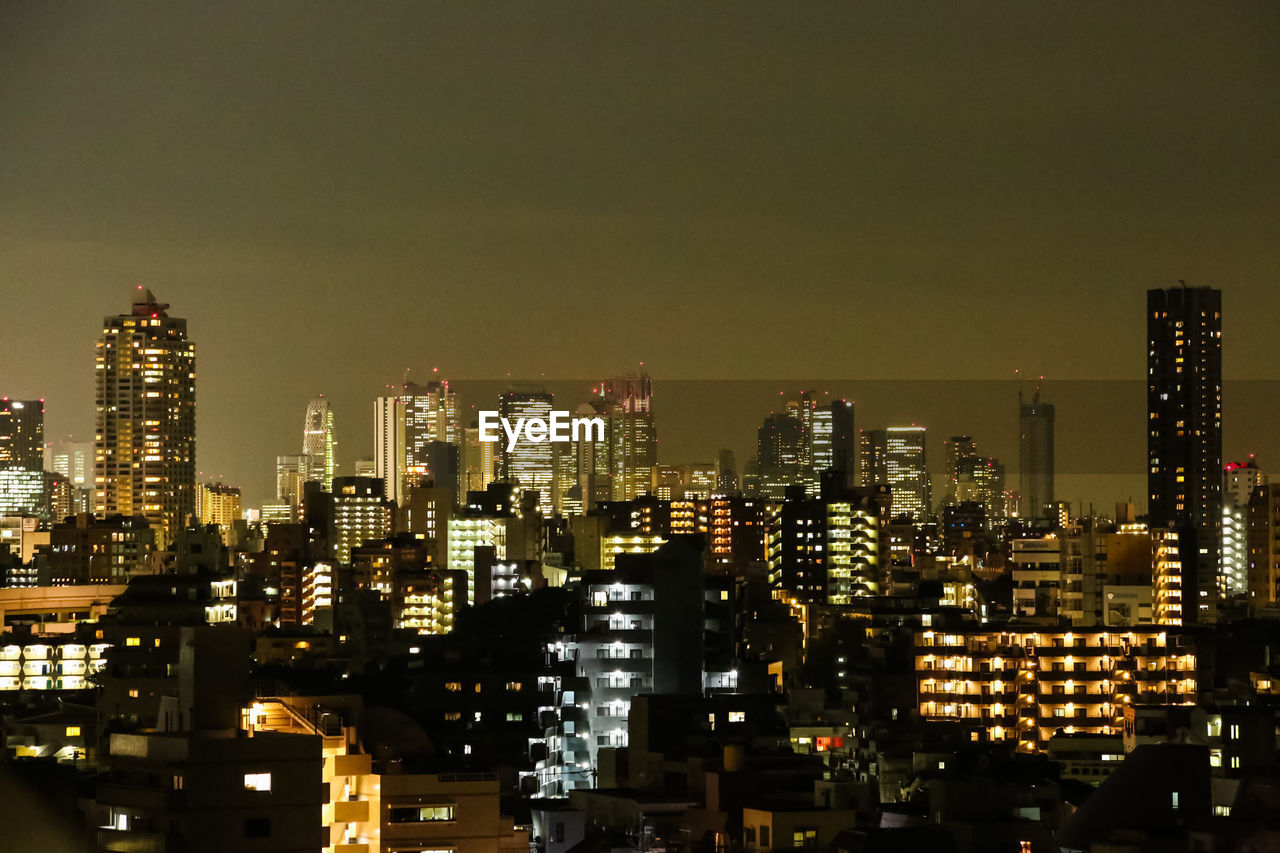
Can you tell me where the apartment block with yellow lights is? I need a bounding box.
[245,695,529,853]
[916,627,1197,753]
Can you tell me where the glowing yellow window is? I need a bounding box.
[65,726,81,737]
[243,773,272,792]
[125,637,140,647]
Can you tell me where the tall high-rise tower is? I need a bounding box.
[402,380,459,487]
[94,288,196,542]
[1018,387,1055,521]
[499,387,556,514]
[601,374,656,501]
[1148,284,1223,624]
[303,396,337,488]
[373,395,405,505]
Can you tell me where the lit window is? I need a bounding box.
[125,637,140,647]
[128,689,139,698]
[728,711,745,723]
[388,805,455,823]
[65,726,81,737]
[244,773,272,792]
[445,682,461,692]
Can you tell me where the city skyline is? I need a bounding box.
[11,288,1280,511]
[3,3,1279,507]
[2,6,1279,850]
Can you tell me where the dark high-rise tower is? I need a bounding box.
[1148,285,1222,624]
[1018,388,1054,521]
[94,288,196,543]
[828,399,856,486]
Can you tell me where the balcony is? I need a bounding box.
[333,799,369,823]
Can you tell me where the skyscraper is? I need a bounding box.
[498,387,556,514]
[942,435,979,506]
[302,396,337,487]
[402,379,459,486]
[1018,387,1055,521]
[93,289,195,542]
[275,454,305,509]
[600,374,656,501]
[373,395,405,504]
[860,427,930,520]
[756,410,805,498]
[829,398,856,486]
[1148,285,1223,624]
[0,399,44,470]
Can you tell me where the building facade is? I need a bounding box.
[93,290,196,543]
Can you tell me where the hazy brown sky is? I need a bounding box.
[1,3,1278,505]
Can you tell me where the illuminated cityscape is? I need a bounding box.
[2,5,1279,853]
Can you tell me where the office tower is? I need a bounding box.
[275,455,305,507]
[46,439,92,488]
[402,379,459,484]
[196,482,242,546]
[599,375,657,501]
[302,395,337,487]
[973,457,1008,519]
[0,469,46,517]
[942,435,981,506]
[94,289,196,542]
[1223,459,1264,597]
[756,411,805,498]
[353,457,375,478]
[497,387,556,514]
[1148,285,1223,624]
[1018,387,1055,521]
[373,395,406,505]
[859,427,930,520]
[462,423,497,496]
[552,441,583,516]
[0,399,44,470]
[331,476,392,564]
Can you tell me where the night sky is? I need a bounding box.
[2,3,1278,507]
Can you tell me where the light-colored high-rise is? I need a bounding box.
[373,395,406,504]
[302,396,337,487]
[275,454,305,507]
[93,288,195,543]
[1222,459,1264,597]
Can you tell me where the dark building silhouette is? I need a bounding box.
[1018,387,1054,521]
[1148,285,1222,624]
